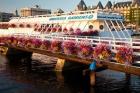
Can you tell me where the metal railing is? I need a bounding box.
[5,33,140,56]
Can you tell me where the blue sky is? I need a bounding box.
[0,0,129,13]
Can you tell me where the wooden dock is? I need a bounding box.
[5,46,140,76]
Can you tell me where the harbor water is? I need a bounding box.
[0,53,140,93]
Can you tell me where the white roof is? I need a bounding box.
[9,10,123,23]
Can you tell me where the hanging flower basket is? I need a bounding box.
[46,27,52,33]
[3,24,9,29]
[57,27,62,32]
[78,43,93,58]
[17,37,25,47]
[38,28,42,32]
[51,40,62,53]
[62,41,77,55]
[63,27,68,33]
[5,37,11,45]
[91,30,98,36]
[81,32,88,36]
[115,46,133,66]
[0,24,2,28]
[81,30,99,36]
[42,27,47,32]
[75,28,82,35]
[32,39,42,48]
[11,37,18,46]
[25,38,33,48]
[0,37,2,43]
[1,24,8,29]
[26,24,31,28]
[41,40,51,50]
[69,27,74,35]
[93,44,111,61]
[0,37,4,45]
[52,27,57,32]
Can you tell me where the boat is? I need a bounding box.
[0,10,133,39]
[0,9,139,67]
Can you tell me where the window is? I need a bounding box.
[99,25,104,30]
[89,25,93,29]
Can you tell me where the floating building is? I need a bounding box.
[0,12,14,22]
[20,5,51,17]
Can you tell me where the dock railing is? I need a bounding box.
[10,34,138,55]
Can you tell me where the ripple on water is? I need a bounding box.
[0,54,139,93]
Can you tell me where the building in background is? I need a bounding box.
[20,5,51,17]
[15,10,19,17]
[0,12,14,22]
[112,0,140,28]
[75,0,87,11]
[75,0,140,29]
[75,0,104,11]
[52,8,64,14]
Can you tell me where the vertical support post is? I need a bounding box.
[125,73,131,89]
[125,73,131,82]
[113,39,116,50]
[130,38,133,47]
[55,58,65,71]
[55,71,64,82]
[99,37,101,43]
[90,71,96,86]
[109,40,112,50]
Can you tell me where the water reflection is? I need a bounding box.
[0,54,139,93]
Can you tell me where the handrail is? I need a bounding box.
[115,20,127,39]
[120,21,131,38]
[2,30,140,55]
[2,33,140,56]
[110,20,121,39]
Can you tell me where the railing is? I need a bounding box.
[8,33,140,56]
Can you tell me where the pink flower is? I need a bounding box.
[32,39,42,48]
[69,28,74,32]
[75,28,82,35]
[63,27,68,33]
[51,40,62,53]
[57,27,62,32]
[116,46,133,65]
[62,41,77,55]
[43,40,51,46]
[78,43,93,58]
[52,27,57,32]
[46,27,52,32]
